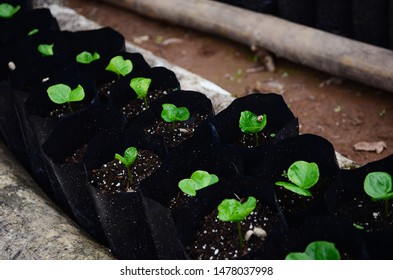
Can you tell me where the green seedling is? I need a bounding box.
[37,44,54,56]
[239,110,267,146]
[364,171,393,219]
[105,55,133,78]
[275,160,320,197]
[115,147,138,185]
[161,103,190,132]
[76,51,100,64]
[47,84,85,113]
[28,28,39,36]
[217,196,257,249]
[130,77,152,108]
[178,170,219,196]
[285,241,341,260]
[0,3,20,18]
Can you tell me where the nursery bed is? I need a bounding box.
[1,0,390,260]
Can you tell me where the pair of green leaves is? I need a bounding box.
[285,241,341,260]
[217,196,257,249]
[0,3,20,18]
[217,196,257,222]
[105,55,133,78]
[239,110,267,134]
[76,51,100,64]
[364,171,393,201]
[115,147,138,185]
[47,84,85,113]
[115,147,137,169]
[130,77,152,108]
[161,103,190,123]
[275,160,320,197]
[178,170,218,196]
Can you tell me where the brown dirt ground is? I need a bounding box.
[64,0,393,165]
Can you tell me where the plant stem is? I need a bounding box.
[254,132,259,146]
[172,121,176,133]
[237,221,244,249]
[126,166,133,186]
[67,102,74,113]
[143,96,149,108]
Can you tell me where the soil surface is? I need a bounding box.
[64,0,393,165]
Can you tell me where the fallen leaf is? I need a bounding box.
[353,141,387,154]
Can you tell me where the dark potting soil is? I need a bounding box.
[167,192,193,211]
[121,89,168,119]
[144,111,209,149]
[187,202,279,260]
[238,130,276,148]
[90,149,162,193]
[65,144,88,164]
[336,192,393,232]
[274,178,328,215]
[97,79,116,98]
[48,103,86,119]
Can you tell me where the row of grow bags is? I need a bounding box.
[215,0,393,50]
[1,1,393,259]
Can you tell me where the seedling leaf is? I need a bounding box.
[161,103,190,122]
[47,84,71,104]
[178,179,199,196]
[115,147,137,169]
[286,241,341,260]
[105,55,133,77]
[0,3,20,18]
[217,196,256,222]
[287,161,319,189]
[68,84,85,102]
[239,110,267,134]
[130,77,152,99]
[37,44,54,56]
[275,160,319,197]
[76,51,100,64]
[275,181,312,196]
[364,172,393,200]
[178,170,219,196]
[191,170,219,190]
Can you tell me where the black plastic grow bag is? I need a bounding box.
[325,154,393,259]
[210,92,298,175]
[252,134,341,227]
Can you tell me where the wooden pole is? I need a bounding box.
[100,0,393,93]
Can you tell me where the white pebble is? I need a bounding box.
[8,61,16,71]
[245,230,254,242]
[253,227,267,239]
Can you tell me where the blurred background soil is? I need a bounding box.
[64,0,393,165]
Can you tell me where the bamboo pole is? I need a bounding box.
[99,0,393,93]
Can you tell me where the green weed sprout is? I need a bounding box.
[285,241,341,260]
[28,28,39,36]
[0,3,20,18]
[275,160,320,197]
[217,196,257,249]
[105,55,133,78]
[178,170,219,196]
[130,77,152,108]
[37,44,54,56]
[364,171,393,219]
[76,51,100,64]
[161,103,190,132]
[115,147,138,185]
[47,84,85,113]
[239,110,267,146]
